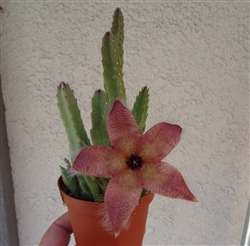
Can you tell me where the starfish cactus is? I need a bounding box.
[73,99,197,236]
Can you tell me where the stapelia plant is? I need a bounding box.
[57,8,197,236]
[73,100,197,236]
[57,8,149,202]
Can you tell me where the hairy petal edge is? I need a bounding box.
[141,162,197,202]
[139,123,182,162]
[100,171,142,236]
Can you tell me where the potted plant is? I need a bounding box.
[57,8,197,246]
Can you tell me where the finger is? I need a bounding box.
[39,212,72,246]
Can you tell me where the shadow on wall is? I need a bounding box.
[0,75,19,245]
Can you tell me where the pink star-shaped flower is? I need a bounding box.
[73,99,197,236]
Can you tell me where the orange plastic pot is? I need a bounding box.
[58,176,154,246]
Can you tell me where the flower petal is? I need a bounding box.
[73,146,123,177]
[101,171,142,236]
[139,122,182,162]
[141,162,197,202]
[107,100,141,155]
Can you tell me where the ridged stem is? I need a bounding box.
[57,82,90,162]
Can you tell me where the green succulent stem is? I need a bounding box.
[90,90,110,146]
[81,176,102,202]
[60,166,80,199]
[101,8,126,106]
[102,32,125,105]
[132,86,149,134]
[77,175,97,201]
[57,82,91,162]
[111,8,124,70]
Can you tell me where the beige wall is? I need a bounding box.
[1,2,249,245]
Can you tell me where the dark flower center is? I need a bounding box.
[126,154,143,170]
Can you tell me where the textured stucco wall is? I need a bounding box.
[1,2,249,245]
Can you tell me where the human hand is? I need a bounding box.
[39,212,72,246]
